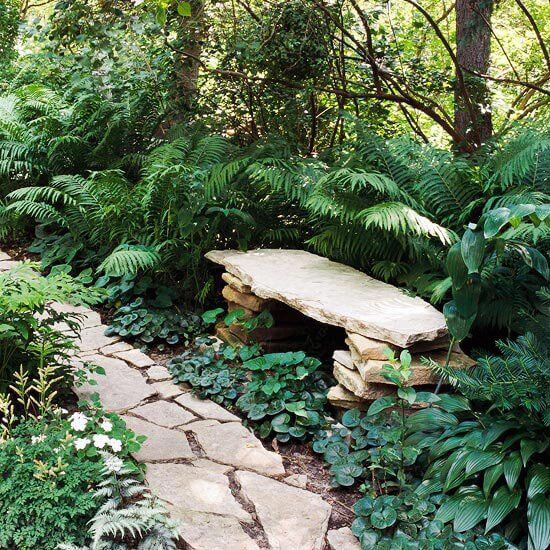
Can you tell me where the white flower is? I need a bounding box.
[100,419,113,433]
[93,434,110,449]
[108,438,122,452]
[31,434,46,444]
[74,437,91,450]
[60,408,68,415]
[104,455,124,473]
[70,412,89,432]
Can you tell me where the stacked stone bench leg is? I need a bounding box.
[329,333,474,408]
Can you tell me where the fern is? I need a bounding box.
[98,245,161,277]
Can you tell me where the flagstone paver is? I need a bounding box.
[146,364,172,381]
[75,354,157,412]
[121,415,195,461]
[183,419,285,476]
[114,348,156,368]
[175,392,241,422]
[327,527,361,549]
[236,470,332,550]
[151,379,187,399]
[100,341,134,355]
[146,462,252,522]
[78,325,121,352]
[1,248,334,548]
[130,400,197,428]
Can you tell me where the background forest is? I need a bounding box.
[0,0,549,548]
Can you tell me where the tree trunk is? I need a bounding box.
[455,0,493,150]
[177,0,205,112]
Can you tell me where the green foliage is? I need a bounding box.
[237,351,330,442]
[410,399,549,547]
[313,350,432,489]
[168,337,252,406]
[105,296,203,348]
[445,204,549,341]
[60,462,178,550]
[0,262,103,393]
[351,492,511,549]
[168,335,331,442]
[0,418,102,549]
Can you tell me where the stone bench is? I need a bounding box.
[206,249,474,407]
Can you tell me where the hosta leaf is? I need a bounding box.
[481,421,516,449]
[485,486,521,533]
[415,478,443,497]
[528,494,550,550]
[521,439,541,466]
[407,408,458,432]
[483,208,511,238]
[483,463,504,498]
[435,494,463,523]
[461,228,485,273]
[446,242,468,287]
[465,451,502,476]
[453,493,488,532]
[443,300,475,342]
[436,394,471,413]
[527,464,550,499]
[503,451,522,490]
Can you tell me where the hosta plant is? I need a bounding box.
[409,400,549,549]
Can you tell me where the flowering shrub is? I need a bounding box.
[0,402,145,549]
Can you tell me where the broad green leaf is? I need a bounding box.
[446,242,468,287]
[436,394,471,413]
[483,208,511,239]
[521,439,540,466]
[443,300,476,341]
[452,277,481,318]
[483,463,504,498]
[527,464,550,499]
[407,408,458,432]
[485,486,521,533]
[201,308,223,325]
[453,493,488,532]
[398,386,416,404]
[367,396,395,417]
[528,494,550,550]
[435,494,463,523]
[177,1,192,16]
[461,228,485,273]
[503,451,522,490]
[342,408,362,427]
[465,451,502,476]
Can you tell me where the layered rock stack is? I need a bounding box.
[216,272,314,352]
[206,249,476,410]
[328,333,474,410]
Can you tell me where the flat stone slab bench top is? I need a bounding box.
[206,249,447,347]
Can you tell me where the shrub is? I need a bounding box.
[0,417,101,549]
[0,263,103,394]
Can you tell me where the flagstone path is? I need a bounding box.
[1,254,359,549]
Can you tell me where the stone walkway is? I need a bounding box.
[0,253,359,549]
